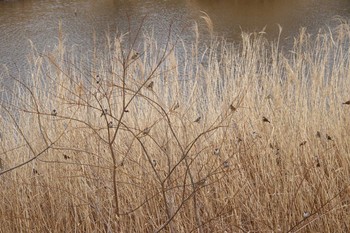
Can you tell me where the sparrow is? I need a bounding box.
[147,81,154,90]
[143,127,151,135]
[299,141,307,146]
[213,148,220,155]
[262,116,270,123]
[108,121,113,128]
[230,104,236,112]
[152,159,157,167]
[172,102,180,111]
[223,161,229,168]
[101,108,108,117]
[303,211,311,218]
[131,52,139,60]
[194,116,201,123]
[316,131,321,138]
[326,134,332,141]
[51,109,57,116]
[252,131,261,139]
[195,179,207,187]
[316,158,321,167]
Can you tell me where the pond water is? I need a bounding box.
[1,0,350,73]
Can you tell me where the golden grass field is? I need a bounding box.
[1,19,350,232]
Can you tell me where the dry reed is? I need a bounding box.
[1,19,350,233]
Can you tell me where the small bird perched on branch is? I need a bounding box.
[101,108,108,117]
[172,102,180,111]
[96,74,101,84]
[316,131,321,138]
[194,116,201,123]
[262,116,270,123]
[51,109,57,116]
[142,127,151,135]
[213,148,220,155]
[299,140,307,146]
[147,81,154,90]
[343,100,350,105]
[131,52,139,60]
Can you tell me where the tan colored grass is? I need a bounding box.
[1,21,350,232]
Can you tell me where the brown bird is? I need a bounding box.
[195,179,207,188]
[172,102,180,111]
[152,159,157,167]
[100,108,108,117]
[194,116,201,123]
[213,148,220,155]
[230,104,236,112]
[51,109,57,116]
[262,116,270,123]
[131,52,139,60]
[147,81,154,90]
[326,134,333,141]
[316,158,321,167]
[223,161,229,168]
[299,140,307,146]
[316,131,321,138]
[342,100,350,105]
[142,127,151,135]
[96,74,101,84]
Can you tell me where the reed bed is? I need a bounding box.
[1,20,350,232]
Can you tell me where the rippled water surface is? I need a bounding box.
[1,0,350,72]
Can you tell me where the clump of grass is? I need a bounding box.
[1,19,350,232]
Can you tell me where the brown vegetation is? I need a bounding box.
[1,19,350,232]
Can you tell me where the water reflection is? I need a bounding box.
[1,0,350,73]
[188,0,350,41]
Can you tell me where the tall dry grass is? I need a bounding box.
[1,19,350,232]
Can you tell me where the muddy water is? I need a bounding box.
[1,0,350,73]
